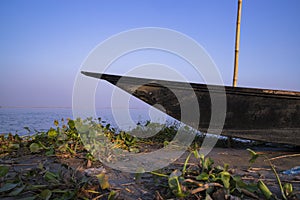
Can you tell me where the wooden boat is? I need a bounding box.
[81,71,300,146]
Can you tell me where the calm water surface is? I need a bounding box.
[0,107,169,135]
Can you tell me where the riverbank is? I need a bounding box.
[0,120,299,199]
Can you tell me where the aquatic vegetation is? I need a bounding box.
[0,133,22,153]
[151,150,262,199]
[0,119,117,199]
[247,148,297,200]
[151,149,299,199]
[0,119,298,199]
[0,118,179,199]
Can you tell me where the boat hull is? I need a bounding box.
[82,72,300,146]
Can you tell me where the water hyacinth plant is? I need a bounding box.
[0,118,298,199]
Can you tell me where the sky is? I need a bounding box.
[0,0,300,108]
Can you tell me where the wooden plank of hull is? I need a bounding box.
[81,71,300,146]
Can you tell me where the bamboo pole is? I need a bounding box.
[232,0,243,87]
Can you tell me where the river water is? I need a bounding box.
[0,107,171,135]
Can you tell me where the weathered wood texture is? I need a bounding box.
[82,72,300,146]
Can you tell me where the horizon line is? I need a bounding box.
[0,106,150,109]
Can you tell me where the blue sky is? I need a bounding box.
[0,0,299,107]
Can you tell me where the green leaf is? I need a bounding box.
[44,171,59,183]
[26,185,48,190]
[45,148,55,156]
[8,143,20,149]
[258,180,272,199]
[66,145,76,155]
[223,163,229,172]
[163,140,169,147]
[244,183,258,193]
[203,157,214,171]
[150,171,169,177]
[108,190,118,200]
[37,141,49,150]
[193,150,200,159]
[168,176,180,196]
[208,174,216,182]
[232,176,246,191]
[220,171,231,189]
[129,147,139,153]
[0,183,18,193]
[77,124,89,133]
[168,170,186,197]
[38,162,44,170]
[40,189,52,200]
[134,167,145,183]
[183,152,192,175]
[0,165,9,177]
[247,148,259,164]
[47,128,58,139]
[283,183,293,197]
[54,120,59,127]
[68,120,76,130]
[199,154,214,172]
[96,173,110,189]
[29,143,42,153]
[196,172,209,181]
[8,184,26,196]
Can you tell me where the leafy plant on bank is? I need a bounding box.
[1,119,298,199]
[151,149,261,199]
[0,159,117,199]
[247,148,296,200]
[150,148,298,199]
[28,119,83,156]
[0,118,121,200]
[0,133,22,153]
[26,118,140,157]
[135,120,179,144]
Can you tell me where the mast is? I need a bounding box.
[232,0,243,87]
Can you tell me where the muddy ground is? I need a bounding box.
[103,145,300,199]
[1,141,299,200]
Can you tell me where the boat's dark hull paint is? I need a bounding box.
[82,71,300,146]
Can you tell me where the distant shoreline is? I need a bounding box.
[0,106,150,110]
[0,106,72,109]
